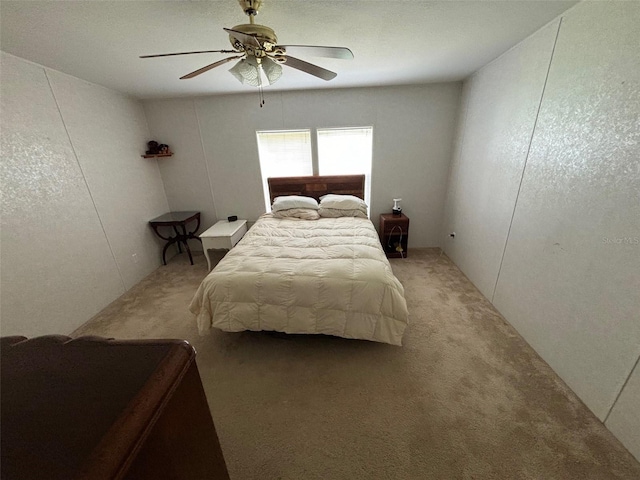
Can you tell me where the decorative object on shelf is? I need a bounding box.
[146,140,172,155]
[392,198,402,216]
[142,140,173,158]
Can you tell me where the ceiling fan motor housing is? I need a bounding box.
[229,24,278,54]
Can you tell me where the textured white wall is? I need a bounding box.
[143,99,216,251]
[144,84,461,247]
[442,20,560,297]
[443,2,640,460]
[494,0,640,452]
[46,70,169,288]
[0,52,169,337]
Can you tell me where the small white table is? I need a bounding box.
[200,219,248,271]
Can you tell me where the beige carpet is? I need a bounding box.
[73,249,640,479]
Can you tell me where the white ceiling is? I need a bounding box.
[0,0,578,99]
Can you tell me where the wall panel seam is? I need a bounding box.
[142,104,171,212]
[43,69,126,293]
[604,350,640,423]
[441,83,471,247]
[491,18,563,303]
[193,99,217,220]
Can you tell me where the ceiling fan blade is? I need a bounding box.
[282,56,337,81]
[276,45,353,60]
[140,50,237,58]
[180,55,244,79]
[223,28,261,48]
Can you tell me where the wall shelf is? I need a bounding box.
[141,153,173,158]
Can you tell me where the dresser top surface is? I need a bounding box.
[1,336,194,479]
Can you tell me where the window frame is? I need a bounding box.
[256,128,313,212]
[256,126,374,212]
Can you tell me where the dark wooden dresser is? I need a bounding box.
[0,335,229,480]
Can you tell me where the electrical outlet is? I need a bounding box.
[132,253,139,264]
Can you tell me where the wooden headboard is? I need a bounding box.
[268,175,365,204]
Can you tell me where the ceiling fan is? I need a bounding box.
[140,0,353,92]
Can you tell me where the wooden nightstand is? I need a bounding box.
[379,213,409,258]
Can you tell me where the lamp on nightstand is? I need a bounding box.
[392,198,402,216]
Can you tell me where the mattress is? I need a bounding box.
[189,214,409,345]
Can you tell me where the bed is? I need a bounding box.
[189,175,409,346]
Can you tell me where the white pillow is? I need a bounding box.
[319,194,367,211]
[271,195,319,212]
[273,208,320,220]
[318,207,367,218]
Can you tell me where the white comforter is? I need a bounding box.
[189,215,409,345]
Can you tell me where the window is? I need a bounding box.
[317,127,373,207]
[256,130,312,212]
[256,127,373,212]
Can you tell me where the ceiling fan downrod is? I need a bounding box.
[239,0,263,21]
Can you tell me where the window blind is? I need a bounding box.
[256,130,313,211]
[317,127,373,207]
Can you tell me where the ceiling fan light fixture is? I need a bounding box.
[229,55,282,87]
[261,56,283,85]
[229,57,262,87]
